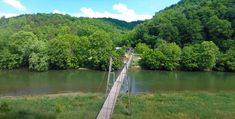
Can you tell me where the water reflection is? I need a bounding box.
[0,69,234,96]
[0,70,107,96]
[129,70,235,93]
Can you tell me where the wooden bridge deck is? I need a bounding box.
[96,54,133,119]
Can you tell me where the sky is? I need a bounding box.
[0,0,180,22]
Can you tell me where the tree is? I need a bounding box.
[0,49,20,69]
[0,29,13,50]
[1,0,235,72]
[111,51,123,70]
[55,34,81,68]
[29,52,49,72]
[181,45,199,70]
[157,42,182,70]
[207,16,233,42]
[129,24,152,47]
[127,0,234,51]
[197,41,220,70]
[140,41,181,71]
[73,36,90,68]
[28,40,49,71]
[224,47,235,71]
[158,23,180,43]
[47,38,71,69]
[86,31,115,70]
[185,19,203,44]
[220,39,235,52]
[9,31,39,66]
[135,43,150,54]
[140,49,166,70]
[175,18,203,45]
[154,39,167,48]
[181,41,220,71]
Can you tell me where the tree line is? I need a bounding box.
[136,39,235,72]
[0,14,133,71]
[0,0,234,72]
[128,0,234,72]
[0,30,124,71]
[126,0,234,50]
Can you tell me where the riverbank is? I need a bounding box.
[1,92,235,119]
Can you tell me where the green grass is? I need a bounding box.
[1,92,235,119]
[114,92,235,119]
[0,93,104,119]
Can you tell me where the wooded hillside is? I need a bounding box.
[129,0,235,71]
[0,14,139,71]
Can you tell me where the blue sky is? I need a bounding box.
[0,0,180,22]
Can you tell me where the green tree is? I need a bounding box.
[197,41,220,70]
[111,51,123,70]
[87,31,115,70]
[48,38,71,69]
[56,34,81,68]
[140,41,181,71]
[158,23,180,43]
[136,43,150,54]
[220,39,235,52]
[181,41,220,71]
[140,49,166,70]
[157,42,182,70]
[29,52,49,72]
[207,16,233,42]
[73,36,90,68]
[0,49,20,69]
[154,39,167,48]
[9,31,39,66]
[181,45,199,70]
[130,24,154,47]
[28,40,49,71]
[224,47,235,71]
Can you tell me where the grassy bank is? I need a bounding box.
[0,93,104,119]
[0,92,235,119]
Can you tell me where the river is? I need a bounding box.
[0,69,234,96]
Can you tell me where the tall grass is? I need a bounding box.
[113,92,235,119]
[0,93,104,119]
[0,92,235,119]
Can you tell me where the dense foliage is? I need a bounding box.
[131,0,235,72]
[139,41,229,71]
[0,14,132,71]
[181,41,220,71]
[97,18,143,30]
[128,0,234,49]
[140,39,182,71]
[0,0,234,72]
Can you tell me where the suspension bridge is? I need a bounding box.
[96,53,134,119]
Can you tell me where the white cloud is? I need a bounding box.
[113,3,134,14]
[2,0,26,11]
[0,11,18,18]
[74,3,152,22]
[52,9,66,15]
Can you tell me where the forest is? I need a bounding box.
[0,14,137,71]
[0,0,234,72]
[130,0,235,72]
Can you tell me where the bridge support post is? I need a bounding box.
[127,76,132,115]
[106,57,113,98]
[123,75,132,115]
